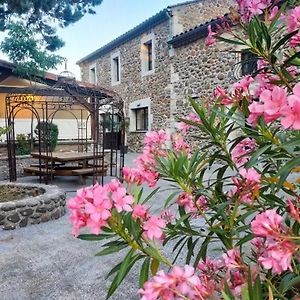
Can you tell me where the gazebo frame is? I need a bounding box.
[1,77,125,184]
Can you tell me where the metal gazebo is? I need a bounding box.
[2,75,125,184]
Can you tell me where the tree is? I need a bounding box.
[0,0,102,76]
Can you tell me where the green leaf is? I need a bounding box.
[246,144,271,168]
[77,233,113,241]
[271,30,298,54]
[142,187,160,204]
[95,244,127,256]
[216,35,246,45]
[282,275,300,293]
[253,275,263,300]
[277,156,300,187]
[139,257,150,287]
[283,50,300,67]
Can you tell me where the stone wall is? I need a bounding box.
[80,20,171,152]
[0,183,66,230]
[0,156,36,181]
[168,38,236,148]
[171,0,234,35]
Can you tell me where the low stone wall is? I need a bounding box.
[0,182,66,230]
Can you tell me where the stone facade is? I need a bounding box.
[0,183,66,230]
[171,0,234,35]
[79,0,235,151]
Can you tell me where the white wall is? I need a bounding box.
[0,118,91,141]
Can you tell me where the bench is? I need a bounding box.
[23,166,55,175]
[72,167,108,184]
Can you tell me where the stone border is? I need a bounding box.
[0,182,66,230]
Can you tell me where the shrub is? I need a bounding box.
[15,133,31,155]
[35,122,59,151]
[68,1,300,299]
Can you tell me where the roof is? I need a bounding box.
[168,14,231,48]
[77,0,202,64]
[0,59,58,83]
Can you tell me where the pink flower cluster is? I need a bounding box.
[132,203,166,241]
[235,0,271,22]
[68,180,133,236]
[248,84,300,130]
[231,168,261,204]
[287,6,300,48]
[177,192,208,214]
[251,209,299,274]
[231,137,257,166]
[123,130,168,187]
[213,75,253,105]
[178,112,202,134]
[139,264,217,300]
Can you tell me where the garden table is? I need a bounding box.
[25,152,106,184]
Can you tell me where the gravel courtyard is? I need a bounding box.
[0,153,200,300]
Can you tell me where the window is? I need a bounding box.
[141,34,155,76]
[134,107,148,131]
[89,65,96,84]
[144,41,153,71]
[129,98,151,132]
[241,51,258,76]
[111,52,121,85]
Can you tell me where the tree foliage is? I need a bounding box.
[0,0,102,76]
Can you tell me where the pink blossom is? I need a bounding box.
[239,168,261,183]
[205,25,216,46]
[251,209,284,238]
[159,209,175,223]
[213,86,232,104]
[231,137,257,166]
[258,239,297,274]
[132,204,148,220]
[287,6,300,32]
[122,166,143,185]
[171,134,191,155]
[236,0,271,22]
[144,130,168,147]
[139,265,215,299]
[177,192,194,212]
[178,112,202,133]
[260,86,288,118]
[247,101,265,125]
[143,216,166,240]
[233,75,254,93]
[223,248,242,270]
[287,199,300,223]
[289,32,300,48]
[111,186,133,213]
[281,83,300,130]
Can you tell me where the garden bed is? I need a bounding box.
[0,182,66,230]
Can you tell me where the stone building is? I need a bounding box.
[78,0,241,151]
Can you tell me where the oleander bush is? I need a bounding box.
[68,1,300,299]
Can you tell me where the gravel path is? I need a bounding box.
[0,153,215,300]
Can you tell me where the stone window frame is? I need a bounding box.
[89,64,97,84]
[111,51,121,86]
[128,98,152,132]
[141,33,155,77]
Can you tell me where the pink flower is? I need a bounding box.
[177,192,194,212]
[260,86,288,117]
[85,187,112,222]
[281,83,300,130]
[258,240,297,274]
[111,186,133,213]
[122,166,143,185]
[239,168,261,183]
[247,101,265,125]
[231,138,257,166]
[287,6,300,32]
[233,75,254,93]
[132,204,148,220]
[159,209,175,223]
[139,265,215,299]
[144,130,168,147]
[143,216,166,240]
[223,248,242,270]
[251,209,284,238]
[171,134,191,155]
[178,113,202,133]
[287,199,300,223]
[205,25,216,46]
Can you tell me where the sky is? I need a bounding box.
[54,0,188,79]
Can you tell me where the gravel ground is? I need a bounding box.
[0,153,216,300]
